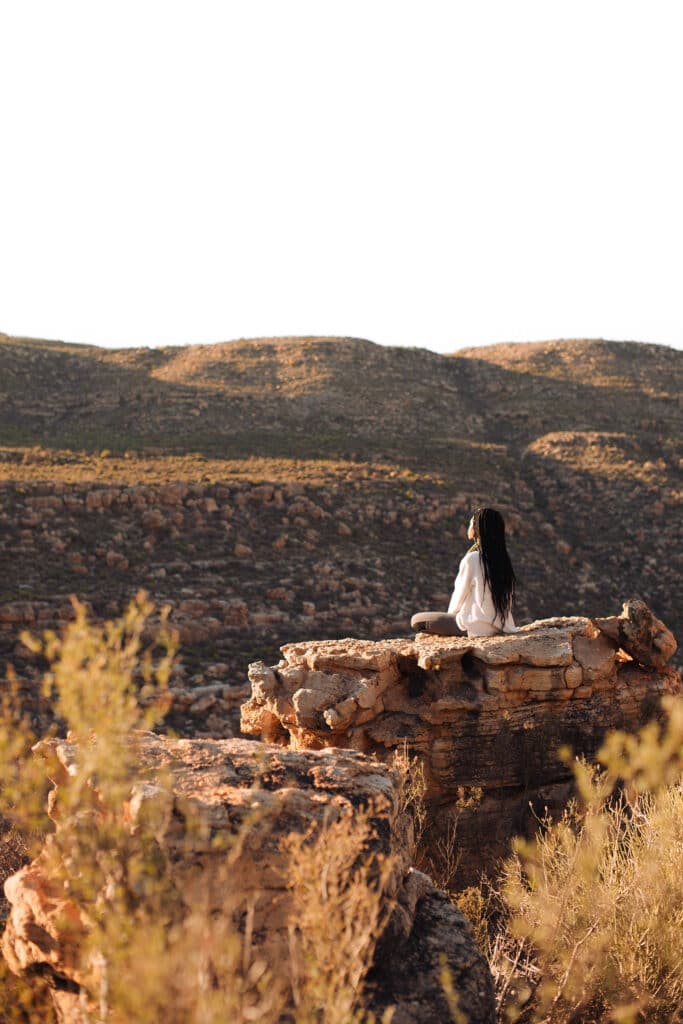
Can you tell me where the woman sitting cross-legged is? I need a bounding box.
[411,506,517,638]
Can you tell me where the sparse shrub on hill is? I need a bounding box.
[2,333,682,701]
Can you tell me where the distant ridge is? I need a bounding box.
[0,331,376,354]
[1,332,680,450]
[3,330,678,357]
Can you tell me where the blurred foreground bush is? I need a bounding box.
[0,595,394,1023]
[457,695,683,1024]
[4,592,682,1023]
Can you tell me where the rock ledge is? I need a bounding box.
[241,601,680,878]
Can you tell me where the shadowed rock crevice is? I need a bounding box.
[368,888,496,1024]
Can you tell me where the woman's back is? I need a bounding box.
[411,506,517,638]
[448,549,516,636]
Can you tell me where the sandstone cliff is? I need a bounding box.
[241,600,680,881]
[2,733,496,1024]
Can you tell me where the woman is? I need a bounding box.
[411,507,517,637]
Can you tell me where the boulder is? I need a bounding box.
[2,734,495,1024]
[593,597,677,668]
[241,603,682,882]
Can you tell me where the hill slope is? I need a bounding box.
[1,332,681,715]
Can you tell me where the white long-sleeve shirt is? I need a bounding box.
[447,549,517,637]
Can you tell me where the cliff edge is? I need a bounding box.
[241,599,681,880]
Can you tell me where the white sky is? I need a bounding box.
[1,1,682,354]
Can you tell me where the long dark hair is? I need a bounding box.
[469,507,516,620]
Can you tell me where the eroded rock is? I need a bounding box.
[593,597,677,668]
[1,734,495,1024]
[241,603,681,881]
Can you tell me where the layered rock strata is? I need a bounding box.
[2,734,495,1024]
[241,601,681,880]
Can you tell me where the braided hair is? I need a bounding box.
[469,507,516,621]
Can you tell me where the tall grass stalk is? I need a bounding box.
[284,808,397,1024]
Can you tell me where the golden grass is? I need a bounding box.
[0,447,440,487]
[0,598,399,1023]
[448,700,683,1024]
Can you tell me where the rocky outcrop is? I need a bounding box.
[593,597,677,668]
[241,602,680,881]
[2,734,495,1024]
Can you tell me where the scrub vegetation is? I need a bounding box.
[1,601,682,1022]
[1,333,682,1021]
[453,699,683,1023]
[0,598,396,1023]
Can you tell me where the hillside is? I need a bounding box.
[2,332,680,466]
[0,331,681,731]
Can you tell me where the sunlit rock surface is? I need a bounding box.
[2,733,495,1024]
[241,600,680,880]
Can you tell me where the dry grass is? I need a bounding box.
[284,808,397,1024]
[0,447,439,488]
[0,598,401,1023]
[445,699,683,1024]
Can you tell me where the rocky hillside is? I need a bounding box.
[1,332,681,731]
